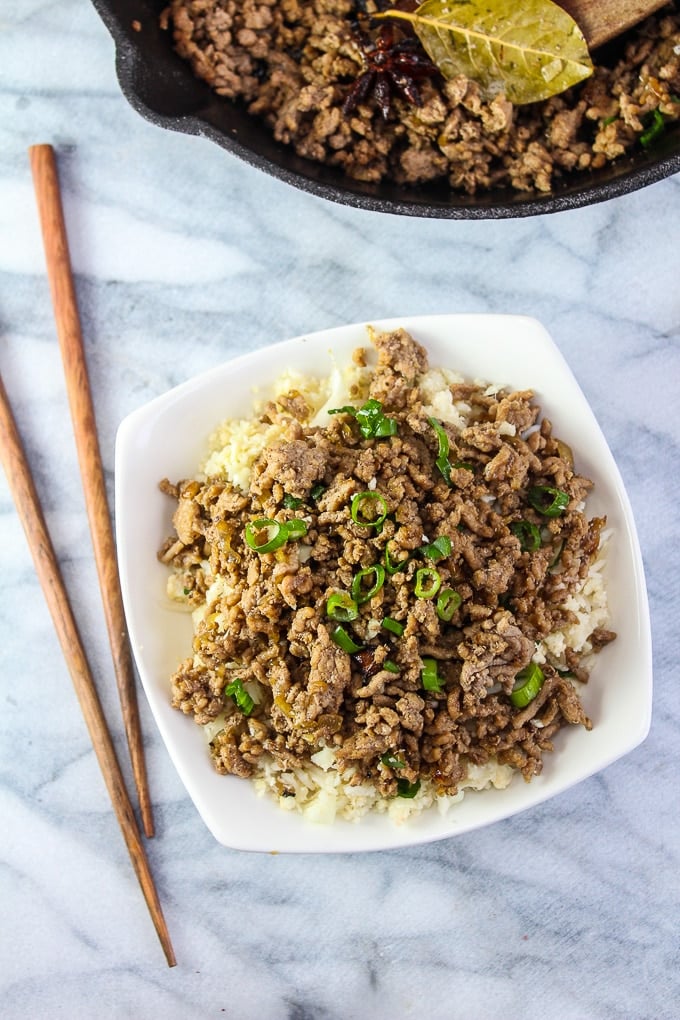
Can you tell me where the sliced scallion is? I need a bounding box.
[244,518,288,553]
[396,778,421,799]
[328,404,357,417]
[384,542,409,575]
[383,660,401,674]
[381,752,406,769]
[351,563,386,604]
[549,539,565,570]
[350,491,388,528]
[510,662,545,708]
[284,518,308,540]
[436,587,462,622]
[510,519,542,551]
[310,483,326,502]
[330,624,363,654]
[428,416,453,485]
[381,616,404,637]
[640,108,665,148]
[282,493,303,509]
[414,567,441,600]
[326,591,359,623]
[421,657,444,692]
[527,485,569,518]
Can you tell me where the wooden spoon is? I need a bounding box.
[559,0,670,49]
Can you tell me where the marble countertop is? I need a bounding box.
[1,2,679,1017]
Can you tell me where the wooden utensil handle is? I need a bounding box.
[559,0,668,48]
[28,143,154,838]
[0,375,175,967]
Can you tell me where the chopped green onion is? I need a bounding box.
[549,539,565,569]
[527,485,569,518]
[310,483,326,502]
[374,417,398,437]
[381,616,404,637]
[245,517,307,552]
[383,660,401,674]
[328,398,398,439]
[428,416,453,485]
[510,520,542,551]
[350,491,388,528]
[452,460,475,472]
[328,404,357,416]
[351,564,386,604]
[640,108,665,148]
[436,587,462,622]
[602,113,619,126]
[244,518,288,553]
[384,542,409,575]
[396,778,421,798]
[510,662,545,708]
[381,752,406,769]
[330,624,363,653]
[421,657,444,692]
[414,567,441,599]
[282,493,303,509]
[419,535,452,561]
[285,518,308,540]
[225,678,255,716]
[326,591,359,622]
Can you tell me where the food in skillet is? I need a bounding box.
[159,327,615,823]
[160,0,680,195]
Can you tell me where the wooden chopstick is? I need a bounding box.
[0,374,176,967]
[28,143,154,838]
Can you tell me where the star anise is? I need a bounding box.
[342,18,439,120]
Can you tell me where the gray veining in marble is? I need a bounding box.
[1,3,679,1018]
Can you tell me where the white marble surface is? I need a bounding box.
[1,2,679,1017]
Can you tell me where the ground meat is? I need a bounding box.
[369,326,429,409]
[459,612,535,698]
[294,623,352,722]
[160,326,613,803]
[251,438,327,498]
[161,0,680,195]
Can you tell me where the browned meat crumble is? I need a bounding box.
[159,0,680,195]
[159,328,615,804]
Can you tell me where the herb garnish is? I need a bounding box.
[329,397,398,438]
[225,679,255,716]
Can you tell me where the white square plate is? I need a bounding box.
[115,314,652,852]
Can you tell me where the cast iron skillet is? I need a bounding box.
[92,0,680,218]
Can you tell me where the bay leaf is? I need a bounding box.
[383,0,594,105]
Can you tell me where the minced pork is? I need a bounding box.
[160,0,680,194]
